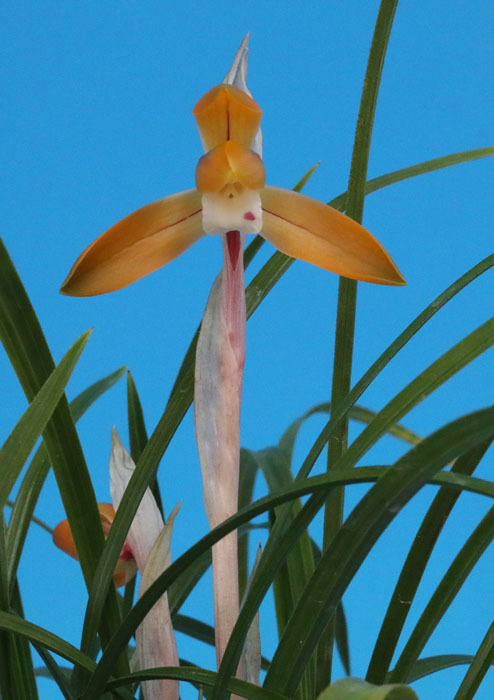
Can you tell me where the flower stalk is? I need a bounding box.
[194,228,246,668]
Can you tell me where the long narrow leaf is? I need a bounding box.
[263,409,494,696]
[453,619,494,700]
[244,447,316,696]
[214,318,494,698]
[389,507,494,683]
[106,667,288,700]
[83,459,493,700]
[296,255,493,485]
[0,611,96,673]
[33,645,74,700]
[396,655,480,682]
[321,1,400,686]
[367,439,492,683]
[6,367,126,589]
[0,239,125,661]
[279,403,422,461]
[0,330,91,506]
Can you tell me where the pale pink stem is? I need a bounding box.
[194,230,246,670]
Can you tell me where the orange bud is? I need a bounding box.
[52,503,137,587]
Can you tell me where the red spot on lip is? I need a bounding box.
[244,211,255,221]
[226,230,241,270]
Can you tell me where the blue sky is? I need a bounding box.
[1,2,493,698]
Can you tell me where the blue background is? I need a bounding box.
[1,1,492,698]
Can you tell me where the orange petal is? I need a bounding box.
[52,502,114,560]
[53,503,137,587]
[195,141,265,193]
[260,186,406,286]
[61,190,203,296]
[52,519,78,560]
[193,84,262,152]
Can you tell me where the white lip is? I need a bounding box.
[201,188,263,235]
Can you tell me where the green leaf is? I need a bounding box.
[390,507,494,683]
[33,645,74,700]
[453,618,494,699]
[394,654,481,683]
[317,677,417,700]
[279,403,422,462]
[263,408,494,696]
[126,370,148,463]
[1,582,39,700]
[238,449,261,598]
[338,319,494,474]
[335,603,351,677]
[215,317,494,699]
[82,460,492,700]
[168,550,211,616]
[70,366,127,423]
[297,254,493,485]
[6,367,126,592]
[244,447,316,698]
[105,666,288,700]
[126,370,163,516]
[330,147,494,212]
[0,239,124,662]
[321,0,400,684]
[0,329,91,506]
[367,439,492,683]
[0,611,96,673]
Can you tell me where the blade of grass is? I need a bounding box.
[106,667,288,700]
[6,367,126,591]
[453,619,494,700]
[167,550,212,616]
[5,503,52,534]
[83,461,493,700]
[279,403,422,460]
[340,320,494,471]
[213,319,493,700]
[264,409,494,697]
[238,449,260,598]
[321,1,409,688]
[173,613,270,672]
[0,530,38,699]
[0,330,91,506]
[335,603,351,677]
[394,655,480,682]
[330,146,494,211]
[0,239,125,664]
[454,622,494,700]
[33,645,74,700]
[389,506,494,683]
[245,447,316,698]
[94,184,493,672]
[126,369,163,516]
[295,255,493,488]
[0,611,96,674]
[366,439,492,683]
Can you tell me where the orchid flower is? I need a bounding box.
[60,41,404,297]
[58,34,405,686]
[53,429,179,700]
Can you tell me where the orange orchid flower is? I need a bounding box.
[60,73,404,298]
[52,502,137,588]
